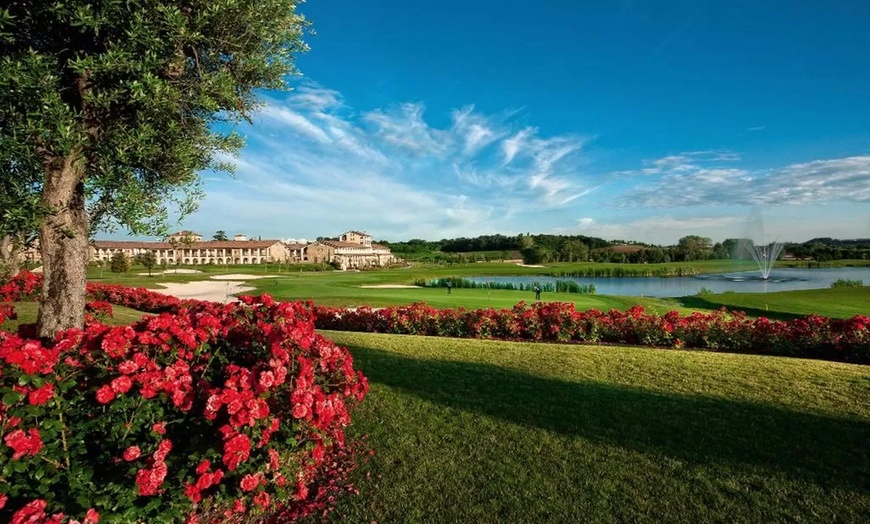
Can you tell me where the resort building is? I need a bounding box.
[90,235,289,265]
[310,231,397,270]
[86,230,395,269]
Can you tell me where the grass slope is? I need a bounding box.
[83,262,868,317]
[324,331,870,524]
[677,287,870,320]
[1,302,145,332]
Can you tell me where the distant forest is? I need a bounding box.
[378,234,870,264]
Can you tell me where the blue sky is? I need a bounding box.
[177,0,870,245]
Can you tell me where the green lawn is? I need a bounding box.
[323,330,870,524]
[244,275,698,314]
[82,261,869,318]
[676,287,870,320]
[1,302,145,332]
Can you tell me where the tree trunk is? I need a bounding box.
[37,153,89,338]
[0,235,21,280]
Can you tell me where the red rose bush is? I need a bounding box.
[0,276,368,523]
[313,302,869,364]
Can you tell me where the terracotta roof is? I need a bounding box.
[185,240,282,249]
[92,241,173,249]
[92,240,282,249]
[322,240,369,249]
[283,243,308,250]
[343,230,371,237]
[370,243,391,250]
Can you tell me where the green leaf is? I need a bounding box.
[2,390,24,405]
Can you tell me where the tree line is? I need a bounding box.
[380,234,870,264]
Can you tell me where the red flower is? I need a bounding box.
[27,383,54,406]
[11,499,47,524]
[0,493,6,509]
[152,421,166,435]
[184,484,202,503]
[111,376,133,394]
[95,385,115,404]
[239,473,260,492]
[118,360,138,374]
[84,508,100,524]
[154,439,172,461]
[195,459,211,475]
[135,461,168,496]
[222,433,251,471]
[253,491,271,509]
[123,446,141,461]
[292,403,309,419]
[4,428,43,459]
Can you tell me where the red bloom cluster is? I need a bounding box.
[3,428,42,460]
[0,304,15,325]
[0,336,60,375]
[0,271,41,303]
[313,301,870,364]
[0,275,369,522]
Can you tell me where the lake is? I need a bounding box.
[468,268,870,298]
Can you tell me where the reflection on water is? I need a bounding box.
[468,268,870,298]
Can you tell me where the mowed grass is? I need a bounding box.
[1,302,145,332]
[84,261,868,318]
[323,330,870,524]
[677,287,870,320]
[246,274,697,314]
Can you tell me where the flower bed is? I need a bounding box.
[313,302,869,364]
[0,272,368,522]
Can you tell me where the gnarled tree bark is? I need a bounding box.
[37,153,89,338]
[0,235,22,280]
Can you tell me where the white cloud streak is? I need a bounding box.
[619,154,870,207]
[198,83,593,239]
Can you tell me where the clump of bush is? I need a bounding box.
[415,277,595,294]
[831,278,864,288]
[0,272,368,522]
[313,302,870,364]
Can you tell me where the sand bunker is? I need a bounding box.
[359,284,421,289]
[138,268,203,275]
[515,263,545,268]
[152,280,254,303]
[210,274,277,281]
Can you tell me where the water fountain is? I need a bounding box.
[745,240,784,280]
[738,210,784,280]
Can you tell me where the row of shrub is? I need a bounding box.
[0,271,369,522]
[831,278,864,288]
[313,302,869,364]
[415,277,596,294]
[546,266,703,278]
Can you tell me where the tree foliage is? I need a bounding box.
[109,251,130,274]
[0,0,310,334]
[212,230,228,241]
[1,0,309,235]
[134,250,158,276]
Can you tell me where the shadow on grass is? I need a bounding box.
[674,296,805,321]
[349,345,870,492]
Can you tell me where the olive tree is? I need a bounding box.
[0,1,309,336]
[110,251,130,275]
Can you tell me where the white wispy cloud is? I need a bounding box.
[259,105,331,143]
[181,84,868,243]
[451,105,505,156]
[362,102,452,156]
[195,82,594,239]
[619,153,870,207]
